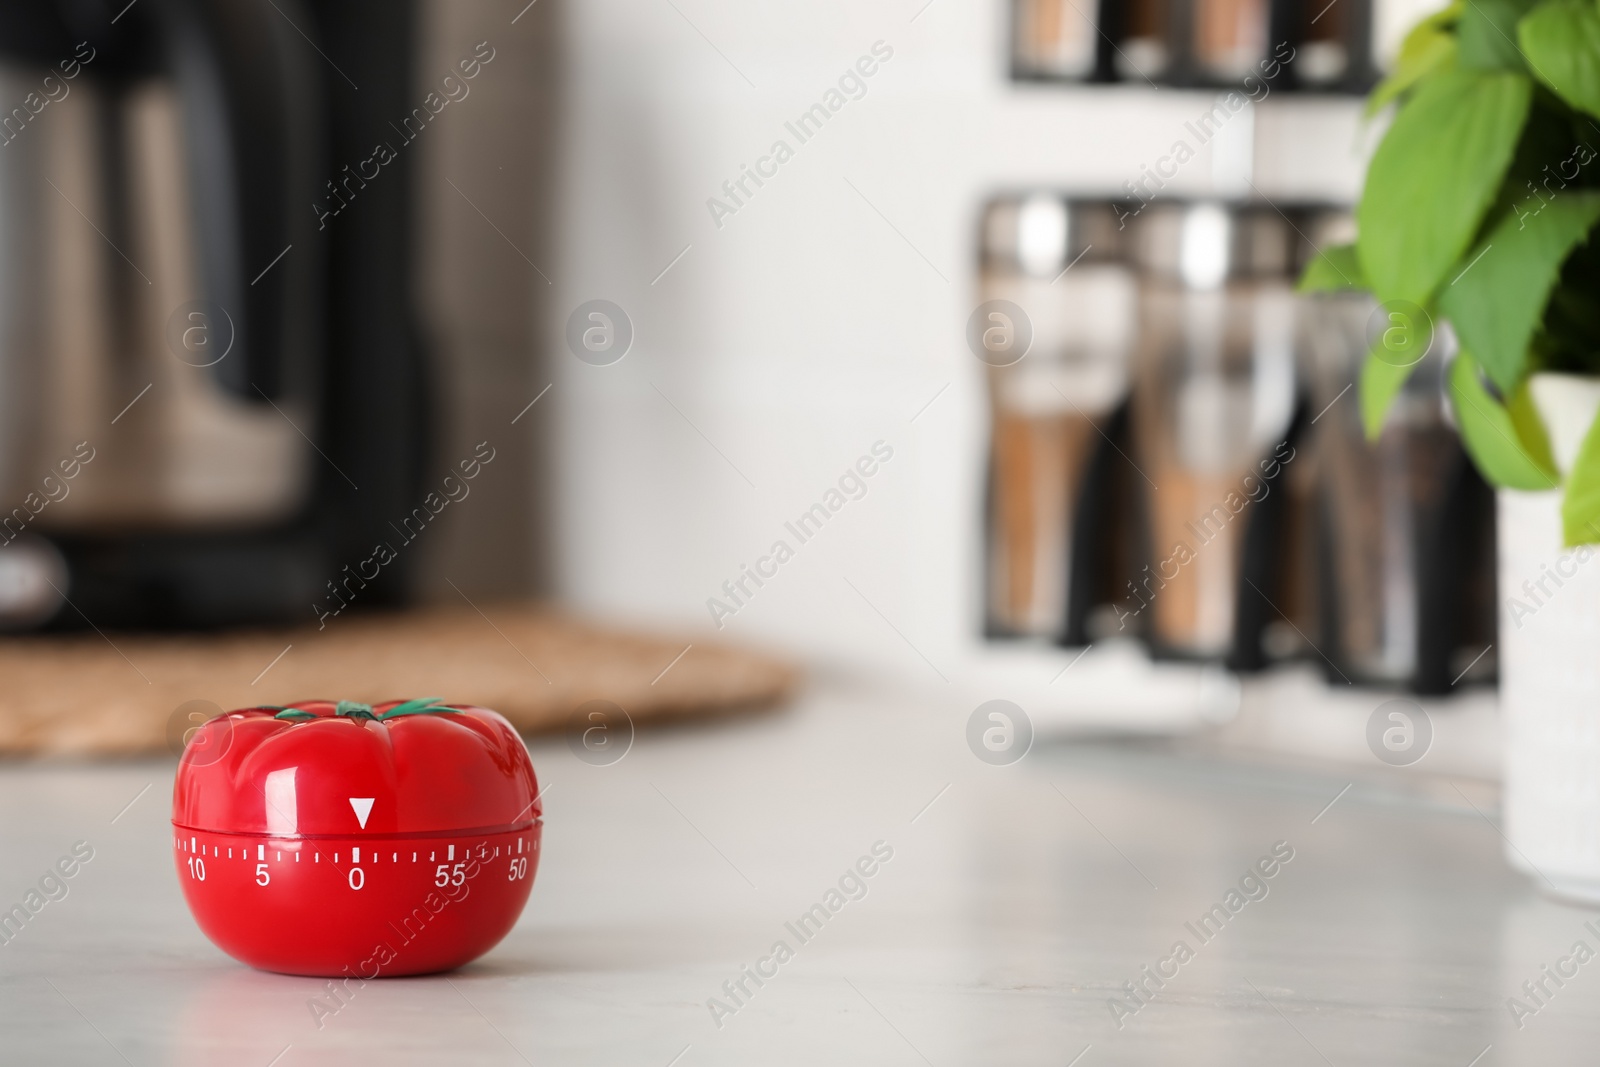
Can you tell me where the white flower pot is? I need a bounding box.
[1501,374,1600,903]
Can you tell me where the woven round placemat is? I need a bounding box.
[0,605,797,758]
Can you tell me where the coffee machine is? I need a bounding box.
[0,0,428,629]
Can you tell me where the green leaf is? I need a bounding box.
[1360,298,1440,437]
[379,696,458,719]
[1368,2,1462,115]
[1297,243,1366,293]
[1459,0,1538,70]
[1361,349,1421,439]
[1520,0,1600,119]
[1357,68,1533,307]
[1448,351,1561,489]
[1564,404,1600,543]
[1508,379,1560,471]
[1436,192,1600,392]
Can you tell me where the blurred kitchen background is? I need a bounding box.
[0,0,1494,766]
[532,0,1494,766]
[11,1,1573,1061]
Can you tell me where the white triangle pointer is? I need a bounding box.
[349,797,375,829]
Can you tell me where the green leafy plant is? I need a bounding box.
[1300,0,1600,543]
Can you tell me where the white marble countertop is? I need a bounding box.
[0,678,1593,1065]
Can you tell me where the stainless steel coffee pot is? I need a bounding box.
[0,0,323,623]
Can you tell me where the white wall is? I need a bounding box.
[545,0,1373,723]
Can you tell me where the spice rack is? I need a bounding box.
[1009,0,1386,94]
[973,192,1499,695]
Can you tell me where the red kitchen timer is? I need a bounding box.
[172,698,542,977]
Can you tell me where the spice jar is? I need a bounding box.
[1124,201,1300,659]
[1013,0,1099,79]
[1193,0,1270,81]
[979,196,1135,640]
[1301,259,1496,691]
[1116,0,1174,80]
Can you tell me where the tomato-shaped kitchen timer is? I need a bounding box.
[172,698,542,977]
